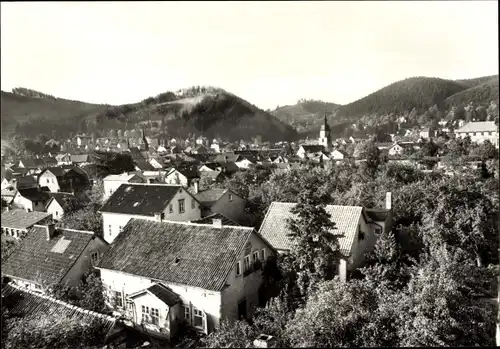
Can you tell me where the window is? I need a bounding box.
[141,305,150,323]
[228,194,233,202]
[126,300,134,310]
[261,248,266,261]
[178,199,185,213]
[183,305,191,322]
[150,307,160,325]
[236,261,242,276]
[358,231,365,241]
[34,284,41,290]
[119,226,123,233]
[55,211,59,217]
[193,307,205,329]
[46,179,50,184]
[34,201,38,206]
[90,252,99,265]
[253,251,259,263]
[244,255,251,271]
[114,291,123,307]
[191,199,195,209]
[169,204,173,213]
[374,227,382,235]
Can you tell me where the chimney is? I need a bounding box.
[253,334,276,348]
[148,178,154,184]
[6,206,10,212]
[224,156,228,163]
[385,192,392,210]
[212,219,222,228]
[46,223,55,241]
[154,212,163,222]
[193,181,199,194]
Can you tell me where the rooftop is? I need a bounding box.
[195,188,228,206]
[2,225,96,286]
[456,121,498,133]
[97,219,254,291]
[1,209,51,230]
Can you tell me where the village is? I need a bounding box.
[1,114,499,347]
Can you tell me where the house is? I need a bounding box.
[134,159,155,172]
[37,166,89,193]
[455,121,499,147]
[330,149,347,160]
[210,143,221,153]
[98,183,202,243]
[235,156,256,169]
[2,223,109,291]
[4,175,37,191]
[165,166,199,187]
[194,188,245,223]
[215,152,240,164]
[103,172,145,201]
[1,283,117,336]
[12,187,51,212]
[388,142,419,156]
[70,154,91,166]
[1,208,52,239]
[76,135,92,147]
[191,212,241,226]
[258,193,393,281]
[45,192,84,221]
[42,157,58,167]
[17,158,38,169]
[192,145,208,154]
[419,127,435,139]
[96,218,276,338]
[149,157,165,169]
[296,145,324,159]
[199,170,227,186]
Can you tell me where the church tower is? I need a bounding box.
[318,109,332,151]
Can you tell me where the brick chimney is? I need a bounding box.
[386,192,392,210]
[253,334,276,348]
[46,223,56,241]
[212,219,222,228]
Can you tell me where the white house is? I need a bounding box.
[1,208,52,239]
[45,192,83,221]
[330,149,347,160]
[388,142,418,156]
[2,223,109,292]
[296,145,324,159]
[12,188,51,212]
[96,218,276,338]
[98,183,201,244]
[235,157,256,169]
[210,143,221,153]
[455,121,499,147]
[164,167,199,187]
[102,173,145,201]
[194,188,246,223]
[258,193,393,281]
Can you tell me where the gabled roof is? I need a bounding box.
[299,145,324,153]
[456,121,498,133]
[46,192,83,211]
[17,187,51,202]
[191,212,241,226]
[19,158,37,168]
[167,166,199,180]
[2,226,96,286]
[134,159,155,171]
[97,219,255,291]
[1,209,51,230]
[258,202,364,255]
[1,283,116,331]
[103,173,142,182]
[129,283,180,307]
[195,188,228,207]
[215,153,240,163]
[199,170,224,181]
[99,184,183,216]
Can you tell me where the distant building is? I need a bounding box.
[455,121,498,147]
[419,127,435,139]
[296,145,324,159]
[318,111,332,151]
[1,208,52,239]
[194,188,246,223]
[103,173,145,201]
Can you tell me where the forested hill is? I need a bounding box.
[1,86,298,142]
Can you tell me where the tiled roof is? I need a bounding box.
[1,209,51,230]
[1,283,116,330]
[70,154,89,163]
[195,188,227,207]
[364,208,390,222]
[456,121,498,133]
[199,170,224,181]
[17,187,51,202]
[19,158,37,168]
[130,283,181,307]
[258,202,363,255]
[2,226,95,286]
[99,184,182,216]
[103,173,142,182]
[134,159,155,171]
[215,153,240,163]
[97,219,254,291]
[300,145,324,152]
[191,213,241,226]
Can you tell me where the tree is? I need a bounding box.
[355,140,383,176]
[201,319,256,348]
[58,205,102,237]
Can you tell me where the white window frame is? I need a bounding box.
[108,225,112,235]
[141,305,150,323]
[150,307,160,326]
[192,307,206,331]
[236,261,242,276]
[178,199,185,213]
[90,251,99,265]
[114,290,123,308]
[252,251,259,263]
[119,225,123,233]
[374,227,382,235]
[183,304,191,322]
[244,255,251,271]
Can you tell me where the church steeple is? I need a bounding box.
[319,108,332,151]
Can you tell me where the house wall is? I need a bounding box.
[38,171,60,193]
[235,159,253,169]
[100,269,221,334]
[12,193,47,212]
[103,176,145,201]
[221,232,274,323]
[349,215,379,271]
[62,236,109,287]
[457,131,499,147]
[128,292,173,339]
[211,191,246,223]
[46,200,64,221]
[165,171,189,187]
[101,189,201,243]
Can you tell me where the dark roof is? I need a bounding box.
[199,170,224,181]
[130,283,181,307]
[1,209,51,229]
[99,184,182,216]
[97,219,254,291]
[42,157,58,165]
[364,208,390,222]
[169,166,199,179]
[19,158,37,168]
[215,153,240,163]
[34,158,46,167]
[11,175,37,188]
[70,154,89,163]
[2,226,95,286]
[191,213,241,226]
[17,188,51,202]
[39,166,80,178]
[1,283,116,330]
[134,159,155,171]
[300,145,324,152]
[46,192,83,211]
[195,188,228,206]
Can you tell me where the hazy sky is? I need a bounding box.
[1,1,498,110]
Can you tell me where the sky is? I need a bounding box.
[1,1,498,110]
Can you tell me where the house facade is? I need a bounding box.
[194,188,246,223]
[96,219,275,339]
[99,184,201,243]
[103,173,145,201]
[455,121,499,147]
[37,167,88,194]
[13,188,51,212]
[1,208,52,239]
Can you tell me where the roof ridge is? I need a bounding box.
[270,201,364,209]
[135,218,254,230]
